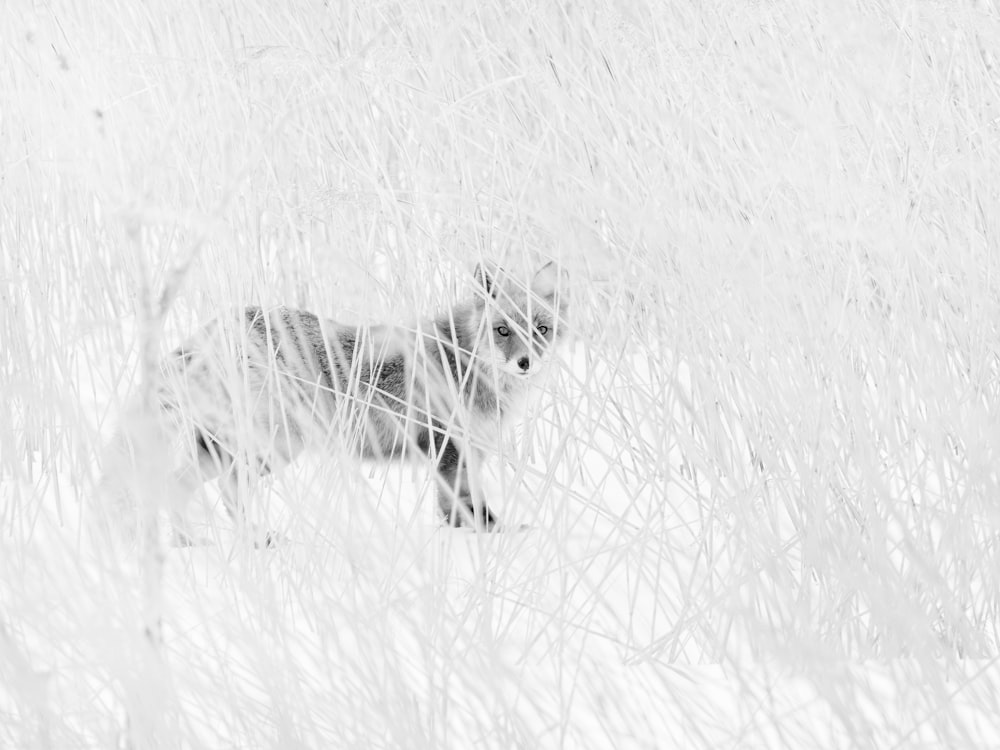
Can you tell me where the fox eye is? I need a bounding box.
[496,325,510,337]
[537,325,549,335]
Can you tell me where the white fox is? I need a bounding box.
[100,262,568,544]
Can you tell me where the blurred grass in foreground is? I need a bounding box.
[3,1,1000,747]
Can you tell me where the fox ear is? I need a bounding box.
[531,261,567,298]
[474,263,499,297]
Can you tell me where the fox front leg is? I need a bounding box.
[430,435,497,531]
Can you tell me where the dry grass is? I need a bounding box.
[4,1,1000,747]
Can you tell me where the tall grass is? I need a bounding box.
[3,0,1000,747]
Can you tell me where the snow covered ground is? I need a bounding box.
[6,345,1000,748]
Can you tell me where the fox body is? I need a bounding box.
[101,263,567,542]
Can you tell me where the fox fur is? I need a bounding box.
[99,262,568,543]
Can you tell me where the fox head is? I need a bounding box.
[472,261,569,377]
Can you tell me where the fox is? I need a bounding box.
[99,262,568,545]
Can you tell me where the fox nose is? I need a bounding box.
[517,356,530,372]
